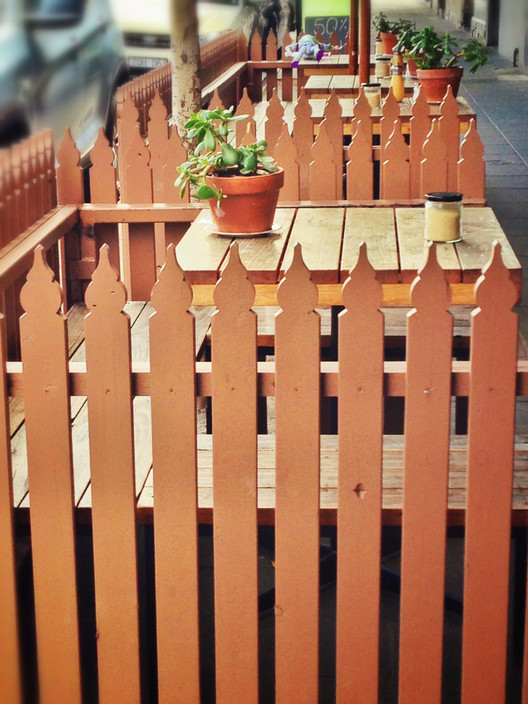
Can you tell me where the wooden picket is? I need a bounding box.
[150,245,201,703]
[84,246,141,704]
[398,244,453,704]
[211,244,259,703]
[275,245,321,703]
[336,243,384,704]
[461,243,518,704]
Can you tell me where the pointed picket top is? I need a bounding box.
[148,89,167,125]
[20,245,63,316]
[474,241,518,312]
[57,128,80,169]
[342,242,382,312]
[382,89,399,119]
[329,29,340,48]
[236,89,256,145]
[266,89,284,155]
[250,29,262,61]
[85,244,128,315]
[266,30,278,61]
[125,124,151,168]
[294,87,312,121]
[282,31,293,53]
[237,87,255,119]
[411,85,429,120]
[121,91,140,126]
[422,119,447,160]
[213,242,255,313]
[314,27,324,43]
[91,127,115,170]
[276,122,299,200]
[384,119,407,160]
[151,244,192,315]
[460,118,484,161]
[277,244,318,315]
[410,242,451,313]
[208,89,225,112]
[439,84,460,120]
[324,89,343,122]
[353,88,371,121]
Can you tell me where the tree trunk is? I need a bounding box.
[170,0,202,150]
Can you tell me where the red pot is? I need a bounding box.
[380,32,397,54]
[206,168,284,234]
[416,67,464,103]
[404,55,418,77]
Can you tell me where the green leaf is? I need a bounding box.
[196,185,218,200]
[194,141,205,156]
[221,143,239,166]
[242,154,257,172]
[204,130,216,151]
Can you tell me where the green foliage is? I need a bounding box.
[408,26,488,73]
[175,106,278,205]
[372,12,414,37]
[394,25,419,53]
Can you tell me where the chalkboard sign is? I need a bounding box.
[304,15,349,46]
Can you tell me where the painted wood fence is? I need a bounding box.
[0,238,525,703]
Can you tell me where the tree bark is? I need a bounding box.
[170,0,202,150]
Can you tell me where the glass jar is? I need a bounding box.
[390,66,405,102]
[374,56,391,78]
[375,33,383,56]
[424,192,463,243]
[361,82,381,108]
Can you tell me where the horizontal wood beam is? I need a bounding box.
[6,360,528,399]
[0,206,79,291]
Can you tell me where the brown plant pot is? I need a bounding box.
[206,168,284,234]
[403,55,418,77]
[380,32,397,54]
[416,67,464,103]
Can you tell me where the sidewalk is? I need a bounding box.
[375,0,528,337]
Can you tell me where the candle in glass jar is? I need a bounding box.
[375,56,391,78]
[361,82,381,108]
[424,192,463,243]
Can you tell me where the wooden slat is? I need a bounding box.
[281,207,343,282]
[20,247,81,704]
[461,244,519,704]
[236,208,296,282]
[342,207,399,282]
[0,310,22,704]
[395,208,461,283]
[398,244,453,704]
[455,207,521,287]
[211,244,259,703]
[275,245,320,702]
[336,244,383,703]
[150,245,201,702]
[84,245,141,704]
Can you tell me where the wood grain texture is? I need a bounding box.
[150,245,201,703]
[275,245,320,703]
[462,243,518,704]
[336,244,383,703]
[212,244,259,703]
[0,311,21,704]
[398,244,453,704]
[19,247,81,704]
[84,245,141,704]
[342,208,398,282]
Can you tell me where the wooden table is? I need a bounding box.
[308,96,477,135]
[304,73,417,99]
[176,206,521,307]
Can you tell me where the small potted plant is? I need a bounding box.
[407,26,488,102]
[372,12,414,55]
[393,25,419,75]
[175,106,284,235]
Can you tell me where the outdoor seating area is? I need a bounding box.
[2,2,528,703]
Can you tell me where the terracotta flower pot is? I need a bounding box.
[206,168,284,234]
[416,67,464,103]
[403,54,418,77]
[380,31,397,54]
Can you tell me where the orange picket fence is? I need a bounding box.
[1,238,527,703]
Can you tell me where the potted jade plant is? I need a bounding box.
[175,106,283,235]
[372,12,414,55]
[393,24,419,75]
[407,26,488,102]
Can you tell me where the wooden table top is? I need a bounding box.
[176,206,521,307]
[304,73,417,98]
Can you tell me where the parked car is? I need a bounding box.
[110,0,243,75]
[0,0,129,153]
